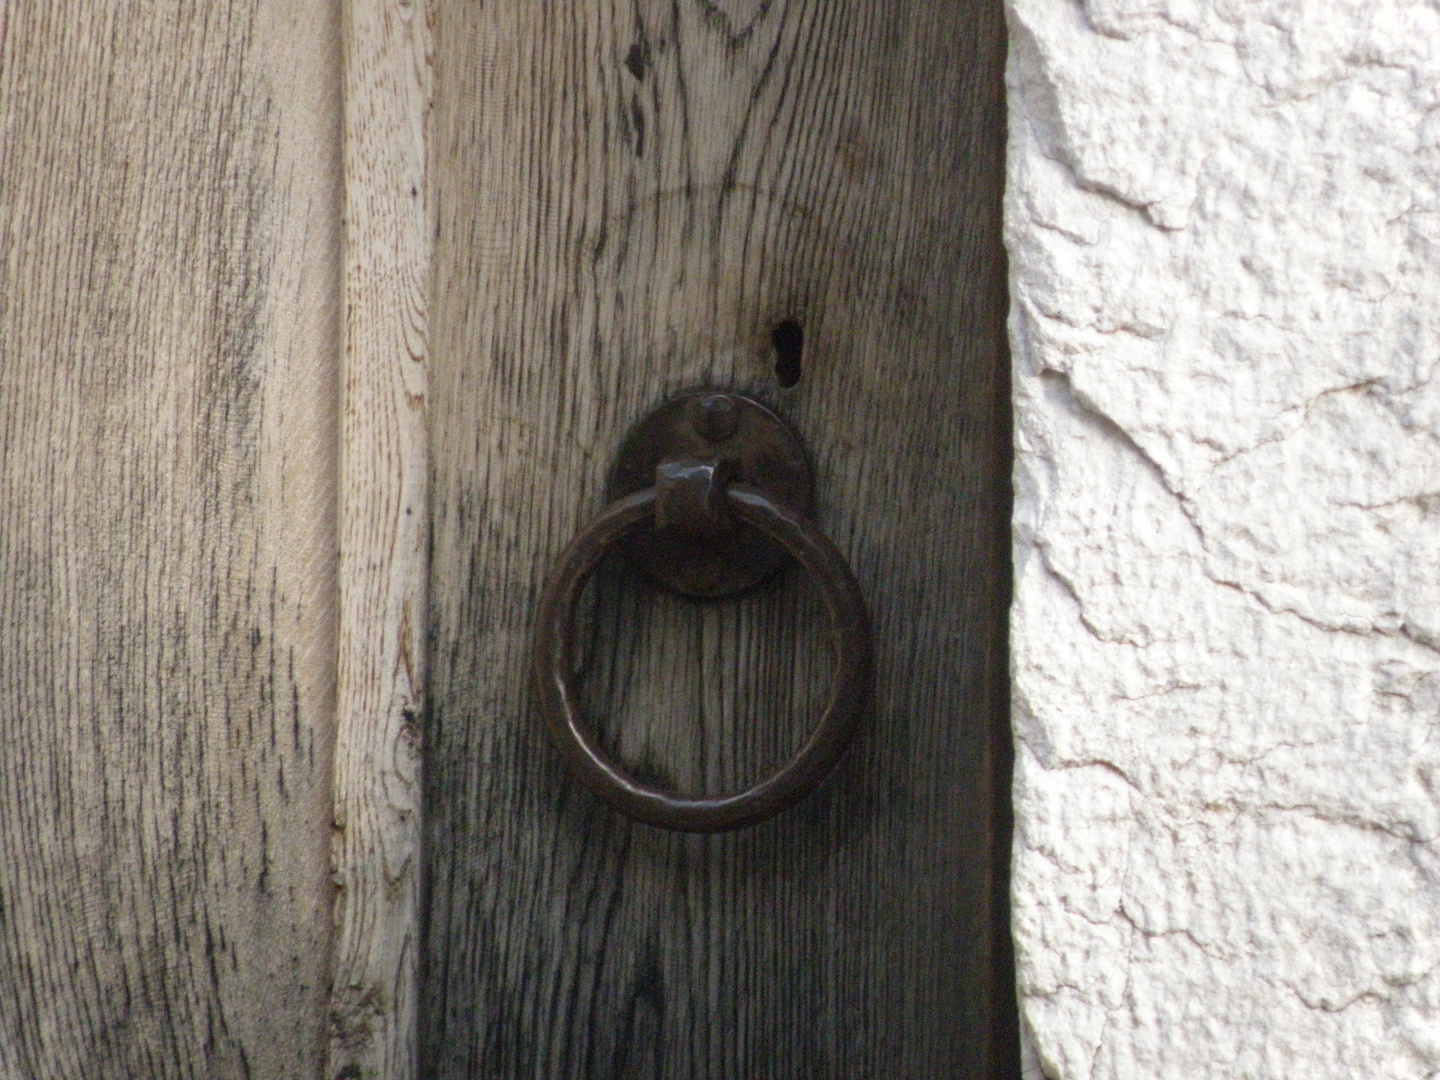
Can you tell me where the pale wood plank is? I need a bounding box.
[0,3,342,1077]
[423,2,1014,1076]
[330,0,432,1077]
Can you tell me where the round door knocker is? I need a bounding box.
[530,391,873,832]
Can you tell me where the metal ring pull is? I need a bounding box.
[531,393,873,832]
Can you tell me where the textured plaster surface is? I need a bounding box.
[1004,1,1440,1077]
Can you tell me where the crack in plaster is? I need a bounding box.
[1195,379,1385,477]
[1039,371,1440,648]
[1031,542,1135,646]
[1009,23,1189,231]
[1035,368,1181,492]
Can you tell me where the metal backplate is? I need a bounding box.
[605,390,814,598]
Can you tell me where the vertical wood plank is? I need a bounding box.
[0,2,342,1077]
[423,2,1014,1077]
[331,0,432,1077]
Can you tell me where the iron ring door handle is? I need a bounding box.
[531,481,874,832]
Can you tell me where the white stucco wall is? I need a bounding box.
[1004,1,1440,1077]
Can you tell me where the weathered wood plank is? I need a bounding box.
[330,0,432,1076]
[0,3,342,1077]
[423,2,1013,1077]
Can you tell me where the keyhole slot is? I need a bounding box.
[772,319,803,388]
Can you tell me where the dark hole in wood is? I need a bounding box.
[625,41,649,80]
[771,319,803,387]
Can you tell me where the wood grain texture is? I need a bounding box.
[423,2,1014,1078]
[331,0,432,1076]
[0,3,342,1077]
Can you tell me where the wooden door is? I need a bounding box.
[1,2,1011,1075]
[422,3,1015,1078]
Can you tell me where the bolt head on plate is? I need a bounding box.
[694,394,740,442]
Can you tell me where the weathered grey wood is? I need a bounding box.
[0,4,342,1077]
[330,1,433,1077]
[424,2,1013,1078]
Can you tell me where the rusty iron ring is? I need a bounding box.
[531,484,873,832]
